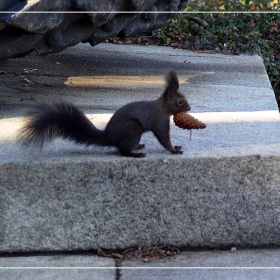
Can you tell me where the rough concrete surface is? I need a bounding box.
[0,255,116,280]
[120,248,280,280]
[0,269,114,280]
[0,43,280,253]
[0,254,116,280]
[2,248,280,280]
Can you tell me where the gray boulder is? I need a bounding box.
[0,0,188,60]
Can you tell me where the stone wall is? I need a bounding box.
[0,0,188,60]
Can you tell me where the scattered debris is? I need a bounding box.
[20,96,34,102]
[23,68,37,73]
[16,68,37,86]
[23,77,34,85]
[98,248,124,260]
[230,51,240,56]
[98,245,180,262]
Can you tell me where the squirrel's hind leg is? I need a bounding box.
[120,150,146,158]
[135,144,145,150]
[114,120,146,158]
[119,137,146,158]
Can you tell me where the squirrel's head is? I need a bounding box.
[163,70,191,115]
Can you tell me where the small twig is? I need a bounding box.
[273,78,280,90]
[270,38,280,51]
[189,17,209,28]
[23,68,37,73]
[22,77,35,85]
[23,78,32,84]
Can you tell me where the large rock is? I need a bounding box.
[0,0,188,60]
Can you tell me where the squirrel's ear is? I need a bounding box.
[164,69,179,97]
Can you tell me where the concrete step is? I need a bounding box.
[0,43,280,253]
[2,248,280,280]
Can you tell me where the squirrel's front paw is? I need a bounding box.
[172,147,183,155]
[174,145,182,151]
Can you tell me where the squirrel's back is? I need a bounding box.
[106,99,163,132]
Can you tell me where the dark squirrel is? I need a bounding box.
[20,70,191,158]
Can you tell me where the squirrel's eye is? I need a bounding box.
[178,99,183,105]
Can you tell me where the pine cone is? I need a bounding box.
[173,112,206,130]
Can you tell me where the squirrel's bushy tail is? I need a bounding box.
[20,102,108,149]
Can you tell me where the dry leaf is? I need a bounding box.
[98,245,180,262]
